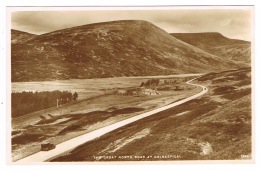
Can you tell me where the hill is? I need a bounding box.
[171,33,251,63]
[11,29,36,44]
[12,20,246,82]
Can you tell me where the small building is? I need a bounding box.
[143,89,159,95]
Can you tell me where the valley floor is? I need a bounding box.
[12,76,200,161]
[51,68,251,161]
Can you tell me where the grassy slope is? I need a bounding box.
[11,29,36,43]
[171,33,251,64]
[12,21,243,82]
[52,68,251,161]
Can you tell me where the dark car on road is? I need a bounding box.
[41,141,56,151]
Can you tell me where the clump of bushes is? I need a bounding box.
[140,79,160,87]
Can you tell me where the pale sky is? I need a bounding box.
[11,8,253,41]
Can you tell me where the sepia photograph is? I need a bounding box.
[7,6,253,164]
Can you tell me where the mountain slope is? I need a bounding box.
[11,29,36,44]
[12,20,246,82]
[171,33,251,63]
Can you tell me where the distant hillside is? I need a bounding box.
[11,29,36,44]
[11,20,246,82]
[171,33,251,63]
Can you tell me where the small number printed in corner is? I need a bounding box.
[240,154,250,159]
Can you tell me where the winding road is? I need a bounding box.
[15,77,208,163]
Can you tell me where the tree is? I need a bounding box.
[11,90,73,118]
[144,79,160,87]
[73,92,78,101]
[140,82,145,87]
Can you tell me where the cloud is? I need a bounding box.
[11,8,252,41]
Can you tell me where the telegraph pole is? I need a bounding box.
[57,99,59,108]
[56,99,62,115]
